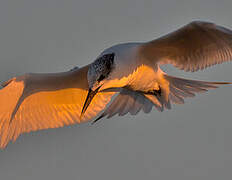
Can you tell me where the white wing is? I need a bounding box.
[0,65,115,148]
[139,21,232,71]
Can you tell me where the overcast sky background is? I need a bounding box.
[1,0,232,179]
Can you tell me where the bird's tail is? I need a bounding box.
[164,74,232,104]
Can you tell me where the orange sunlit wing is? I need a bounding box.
[0,65,115,148]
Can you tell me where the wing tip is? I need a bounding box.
[1,77,16,88]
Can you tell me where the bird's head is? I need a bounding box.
[88,53,115,91]
[81,53,115,117]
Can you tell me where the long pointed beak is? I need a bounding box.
[81,86,101,118]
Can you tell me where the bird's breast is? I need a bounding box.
[103,64,164,92]
[127,64,162,91]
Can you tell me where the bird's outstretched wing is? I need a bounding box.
[0,65,115,148]
[139,21,232,71]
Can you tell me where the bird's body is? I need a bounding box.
[99,43,156,91]
[1,21,232,148]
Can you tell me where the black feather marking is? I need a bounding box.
[91,114,105,125]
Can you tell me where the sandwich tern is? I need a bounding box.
[0,21,232,148]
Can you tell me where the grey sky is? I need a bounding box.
[1,0,232,179]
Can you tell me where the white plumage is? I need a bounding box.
[1,21,232,148]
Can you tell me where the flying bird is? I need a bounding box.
[0,21,232,148]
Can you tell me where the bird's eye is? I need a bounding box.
[98,75,105,82]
